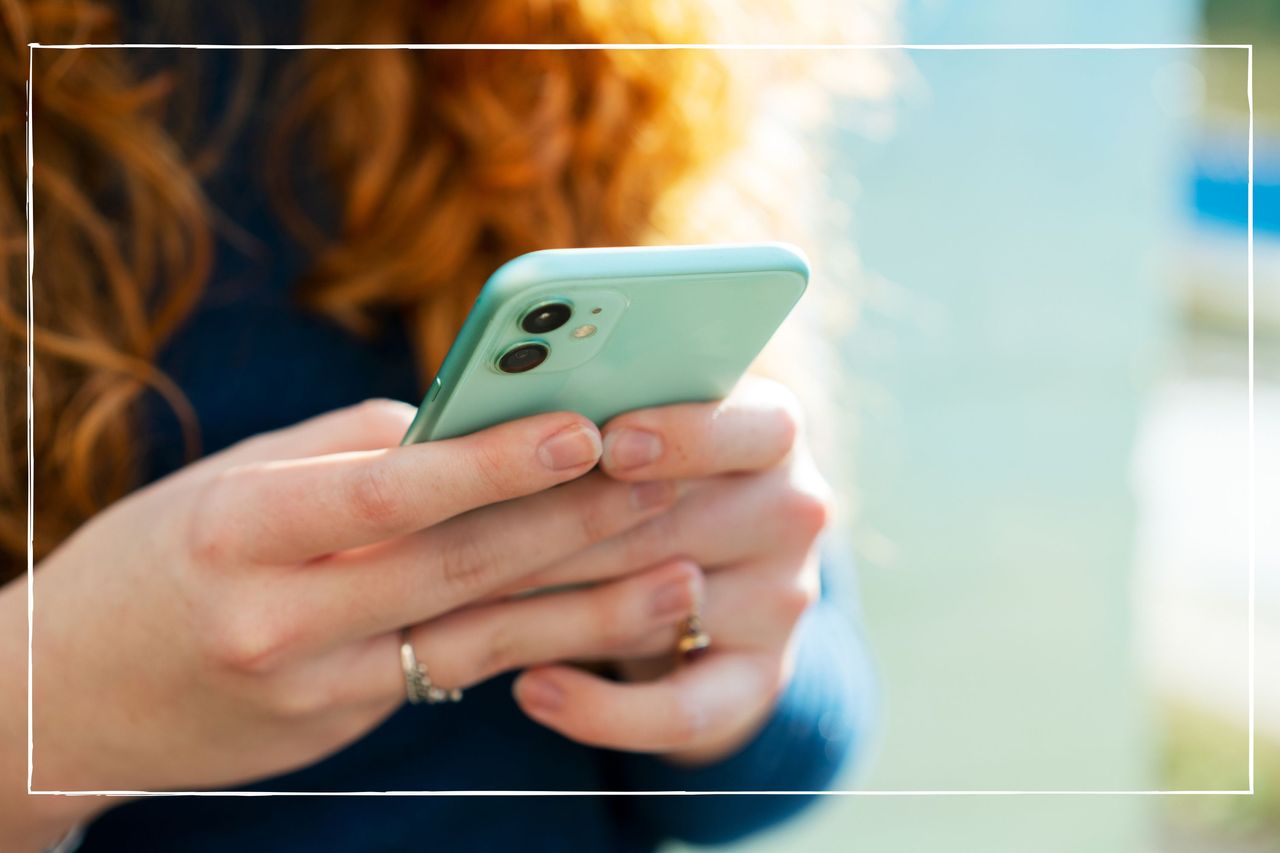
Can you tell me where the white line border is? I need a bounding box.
[24,42,1256,798]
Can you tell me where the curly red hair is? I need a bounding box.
[0,0,892,579]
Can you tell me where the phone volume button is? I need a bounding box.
[428,378,443,401]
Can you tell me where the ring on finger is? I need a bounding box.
[399,627,463,705]
[676,612,711,662]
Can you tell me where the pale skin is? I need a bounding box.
[0,376,832,850]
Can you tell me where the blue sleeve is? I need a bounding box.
[610,552,878,845]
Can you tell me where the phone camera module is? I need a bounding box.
[498,342,549,374]
[521,301,572,334]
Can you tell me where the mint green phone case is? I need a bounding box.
[401,243,809,444]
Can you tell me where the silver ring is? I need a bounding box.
[399,627,463,705]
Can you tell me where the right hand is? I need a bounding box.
[17,400,702,802]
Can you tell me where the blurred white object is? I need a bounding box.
[1134,377,1280,738]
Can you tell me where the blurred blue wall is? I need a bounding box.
[681,1,1202,851]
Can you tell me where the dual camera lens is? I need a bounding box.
[497,342,548,374]
[521,302,572,335]
[498,301,572,374]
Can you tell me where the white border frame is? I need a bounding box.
[24,42,1256,798]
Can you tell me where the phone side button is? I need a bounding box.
[427,377,443,401]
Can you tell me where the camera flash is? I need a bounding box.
[570,324,598,339]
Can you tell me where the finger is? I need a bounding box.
[195,412,603,564]
[512,651,781,753]
[339,560,704,701]
[198,399,418,474]
[242,399,418,462]
[290,471,681,646]
[506,462,828,596]
[599,376,800,481]
[584,554,820,660]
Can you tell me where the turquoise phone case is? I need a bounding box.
[401,243,809,444]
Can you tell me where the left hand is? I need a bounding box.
[509,376,834,766]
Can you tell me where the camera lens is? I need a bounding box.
[521,301,572,334]
[497,342,549,374]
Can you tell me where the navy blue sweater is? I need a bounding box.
[75,16,875,851]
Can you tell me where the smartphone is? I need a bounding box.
[401,243,809,444]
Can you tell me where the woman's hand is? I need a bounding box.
[510,377,834,766]
[7,400,708,835]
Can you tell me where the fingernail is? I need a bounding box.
[538,424,602,471]
[604,429,663,471]
[518,675,563,714]
[629,480,676,511]
[651,572,696,620]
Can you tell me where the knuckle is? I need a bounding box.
[476,623,520,680]
[200,603,294,675]
[467,435,518,498]
[345,458,405,530]
[186,472,241,570]
[617,511,680,572]
[779,483,833,541]
[648,507,683,553]
[575,488,619,545]
[746,377,803,461]
[436,533,499,596]
[592,593,635,650]
[626,521,661,566]
[774,581,816,626]
[770,399,803,460]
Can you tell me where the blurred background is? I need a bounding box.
[674,0,1276,850]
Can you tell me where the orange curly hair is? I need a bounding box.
[0,0,893,580]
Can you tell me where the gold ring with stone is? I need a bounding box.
[676,613,711,661]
